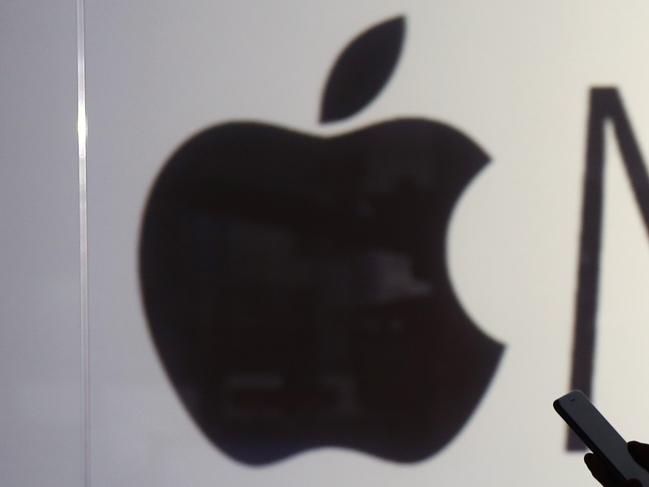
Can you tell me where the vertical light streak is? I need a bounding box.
[76,0,90,485]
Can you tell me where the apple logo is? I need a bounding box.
[140,16,504,465]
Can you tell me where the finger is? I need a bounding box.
[585,452,624,487]
[629,441,649,469]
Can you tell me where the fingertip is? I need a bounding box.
[628,440,649,456]
[628,440,649,449]
[584,452,620,485]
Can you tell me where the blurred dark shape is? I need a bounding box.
[585,441,649,487]
[140,120,504,464]
[320,16,404,123]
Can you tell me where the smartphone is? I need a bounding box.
[554,390,649,485]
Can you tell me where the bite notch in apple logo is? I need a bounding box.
[140,16,504,465]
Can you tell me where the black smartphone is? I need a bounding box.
[554,390,649,486]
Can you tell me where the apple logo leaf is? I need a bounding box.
[320,16,405,123]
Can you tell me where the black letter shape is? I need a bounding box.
[568,88,649,450]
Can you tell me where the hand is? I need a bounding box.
[585,441,649,486]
